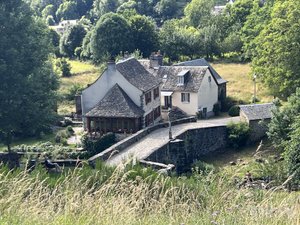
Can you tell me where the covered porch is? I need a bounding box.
[86,117,142,134]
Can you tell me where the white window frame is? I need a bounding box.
[177,76,184,86]
[181,93,190,103]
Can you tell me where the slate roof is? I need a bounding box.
[175,58,227,85]
[116,58,160,92]
[156,66,209,92]
[239,103,274,121]
[86,84,144,118]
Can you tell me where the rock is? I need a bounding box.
[255,158,264,163]
[230,161,236,166]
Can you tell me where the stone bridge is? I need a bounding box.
[89,117,240,170]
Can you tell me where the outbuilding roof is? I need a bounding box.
[175,58,227,85]
[239,103,274,121]
[116,58,160,92]
[86,84,144,118]
[156,66,210,92]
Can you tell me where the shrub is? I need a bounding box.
[55,127,74,144]
[228,105,240,117]
[65,84,83,101]
[56,58,72,77]
[192,160,215,175]
[251,95,260,103]
[67,126,74,134]
[226,122,250,149]
[81,132,116,156]
[213,103,220,116]
[223,96,246,112]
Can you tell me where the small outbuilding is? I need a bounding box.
[239,103,274,142]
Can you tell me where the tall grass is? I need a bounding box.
[0,162,298,225]
[211,63,273,103]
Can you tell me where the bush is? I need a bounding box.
[11,142,88,160]
[67,126,74,134]
[81,132,116,156]
[213,103,220,116]
[226,122,250,149]
[65,84,83,101]
[192,160,215,175]
[56,58,72,77]
[228,105,240,117]
[251,95,260,103]
[55,127,74,144]
[223,96,246,112]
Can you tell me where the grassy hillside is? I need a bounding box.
[58,60,105,115]
[211,63,274,103]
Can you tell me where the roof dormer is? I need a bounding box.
[177,69,189,86]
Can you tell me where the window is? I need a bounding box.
[181,93,190,103]
[145,111,154,127]
[154,87,159,99]
[154,106,161,119]
[208,76,212,82]
[145,91,152,105]
[177,76,184,86]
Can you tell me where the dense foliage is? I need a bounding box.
[0,0,59,151]
[252,0,300,98]
[268,89,300,182]
[81,132,116,156]
[226,122,250,149]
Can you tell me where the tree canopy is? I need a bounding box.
[130,15,159,57]
[60,24,87,57]
[252,0,300,98]
[91,13,133,60]
[0,0,59,151]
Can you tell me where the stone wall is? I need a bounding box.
[0,152,21,169]
[248,119,270,143]
[145,126,228,173]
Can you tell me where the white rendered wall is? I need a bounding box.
[81,64,142,116]
[197,70,218,113]
[172,92,198,115]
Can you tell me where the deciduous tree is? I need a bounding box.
[91,13,133,61]
[0,0,59,151]
[252,0,300,98]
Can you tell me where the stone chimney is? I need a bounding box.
[150,51,163,69]
[75,94,82,115]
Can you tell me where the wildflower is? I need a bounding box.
[211,211,219,217]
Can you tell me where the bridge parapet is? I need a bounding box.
[88,116,197,163]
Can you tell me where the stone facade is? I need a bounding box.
[145,126,228,173]
[248,119,270,143]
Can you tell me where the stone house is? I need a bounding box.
[156,66,219,117]
[175,58,227,108]
[79,57,161,133]
[140,55,226,117]
[239,103,274,142]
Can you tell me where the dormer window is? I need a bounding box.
[177,76,184,86]
[177,69,189,86]
[163,74,168,83]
